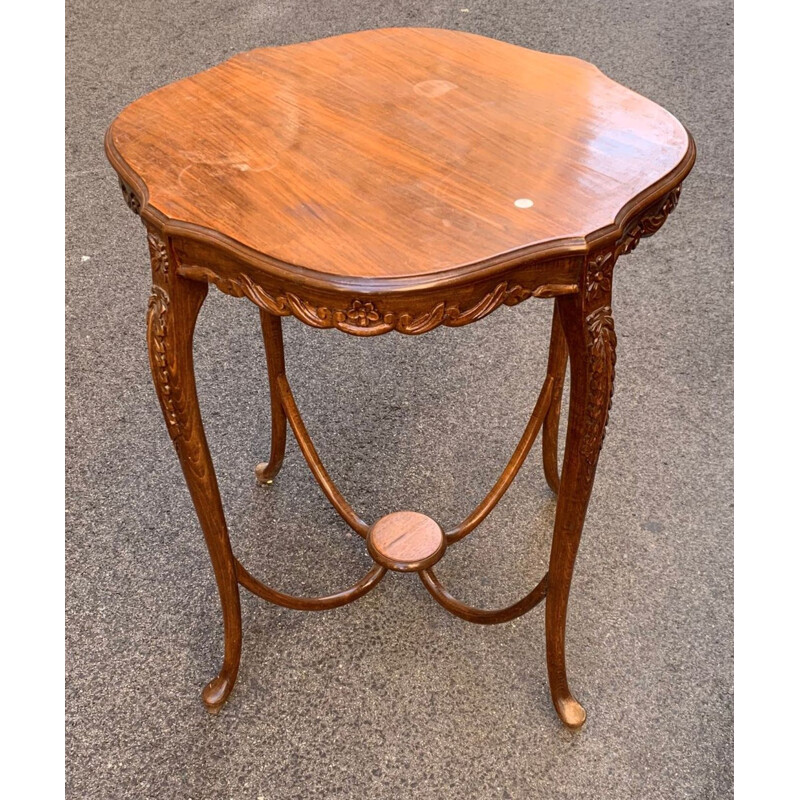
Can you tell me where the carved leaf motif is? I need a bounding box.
[505,285,534,305]
[177,267,551,336]
[587,185,683,299]
[237,274,289,314]
[145,284,208,479]
[284,293,335,328]
[580,305,617,473]
[444,282,509,326]
[640,185,682,236]
[396,302,445,335]
[619,185,682,256]
[147,286,179,437]
[119,179,141,215]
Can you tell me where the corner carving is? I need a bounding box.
[586,250,614,303]
[119,179,141,216]
[147,232,170,278]
[577,183,682,468]
[619,185,682,257]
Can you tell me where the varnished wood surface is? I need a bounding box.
[254,310,287,484]
[542,304,568,493]
[367,511,446,572]
[446,376,553,543]
[236,560,386,611]
[420,568,549,625]
[107,27,692,284]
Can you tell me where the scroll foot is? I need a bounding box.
[255,459,282,485]
[554,694,586,729]
[202,672,236,713]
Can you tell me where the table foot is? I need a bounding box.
[554,695,586,729]
[255,460,281,485]
[202,672,237,713]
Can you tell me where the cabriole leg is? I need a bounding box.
[545,278,616,728]
[145,228,242,712]
[255,309,287,485]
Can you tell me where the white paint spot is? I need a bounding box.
[81,255,91,262]
[234,163,250,171]
[514,198,534,209]
[461,7,470,11]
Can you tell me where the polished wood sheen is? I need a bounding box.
[106,27,695,729]
[106,27,692,284]
[367,512,446,572]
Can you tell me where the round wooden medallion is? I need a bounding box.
[367,512,446,572]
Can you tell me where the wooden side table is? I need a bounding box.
[105,28,694,728]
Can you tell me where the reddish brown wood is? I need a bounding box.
[107,28,691,282]
[174,259,581,338]
[419,568,549,625]
[367,512,446,572]
[144,227,241,713]
[545,266,618,729]
[542,304,569,493]
[107,28,694,728]
[278,374,370,538]
[254,310,287,484]
[236,560,386,610]
[107,28,694,341]
[445,376,554,544]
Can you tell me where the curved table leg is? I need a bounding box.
[255,309,287,484]
[145,228,242,713]
[542,302,568,494]
[546,288,616,728]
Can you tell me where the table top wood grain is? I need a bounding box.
[106,27,693,285]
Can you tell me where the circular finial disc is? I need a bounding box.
[367,512,446,572]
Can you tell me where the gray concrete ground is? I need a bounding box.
[66,2,733,797]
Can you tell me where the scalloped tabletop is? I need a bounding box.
[106,27,692,281]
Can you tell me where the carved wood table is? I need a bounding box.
[105,28,694,728]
